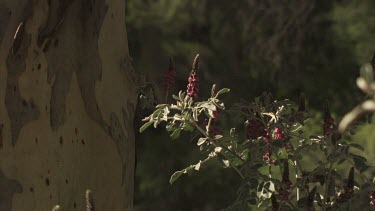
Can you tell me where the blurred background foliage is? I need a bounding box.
[126,0,375,210]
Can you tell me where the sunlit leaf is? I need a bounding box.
[139,121,153,133]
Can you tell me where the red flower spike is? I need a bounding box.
[187,54,200,98]
[323,102,337,136]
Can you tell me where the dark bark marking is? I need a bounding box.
[45,178,50,186]
[0,170,23,211]
[37,0,73,47]
[6,23,40,146]
[44,0,109,130]
[42,38,51,52]
[49,69,73,130]
[59,136,63,145]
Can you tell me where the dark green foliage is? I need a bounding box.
[129,1,375,210]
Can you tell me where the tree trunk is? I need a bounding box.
[0,0,138,210]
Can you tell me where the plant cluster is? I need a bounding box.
[140,55,375,210]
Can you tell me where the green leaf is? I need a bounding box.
[183,123,194,132]
[257,181,275,199]
[230,128,236,137]
[155,104,168,109]
[170,128,182,140]
[352,155,369,172]
[348,143,365,151]
[297,197,308,208]
[213,135,223,140]
[204,108,216,118]
[360,63,374,83]
[200,102,216,111]
[194,161,201,170]
[151,109,163,118]
[197,137,207,146]
[249,178,259,189]
[169,165,195,185]
[216,88,230,96]
[169,171,184,185]
[222,160,230,167]
[248,198,257,205]
[213,99,225,109]
[139,121,153,133]
[337,158,346,165]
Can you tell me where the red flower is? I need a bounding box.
[274,127,286,141]
[323,115,336,136]
[282,179,293,189]
[246,119,267,139]
[323,104,337,136]
[187,54,200,98]
[370,189,375,206]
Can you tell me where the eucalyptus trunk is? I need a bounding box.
[0,0,138,210]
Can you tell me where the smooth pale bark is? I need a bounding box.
[0,0,138,210]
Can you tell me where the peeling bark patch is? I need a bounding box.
[0,170,23,211]
[0,4,11,44]
[45,0,108,131]
[5,29,40,146]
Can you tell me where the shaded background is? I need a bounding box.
[125,0,375,210]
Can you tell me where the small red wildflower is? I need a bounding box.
[246,119,267,139]
[187,54,200,98]
[263,146,275,164]
[323,103,337,136]
[282,179,293,189]
[370,188,375,206]
[274,127,286,141]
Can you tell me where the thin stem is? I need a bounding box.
[165,89,169,104]
[288,141,303,201]
[323,162,333,211]
[268,164,272,178]
[286,199,297,209]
